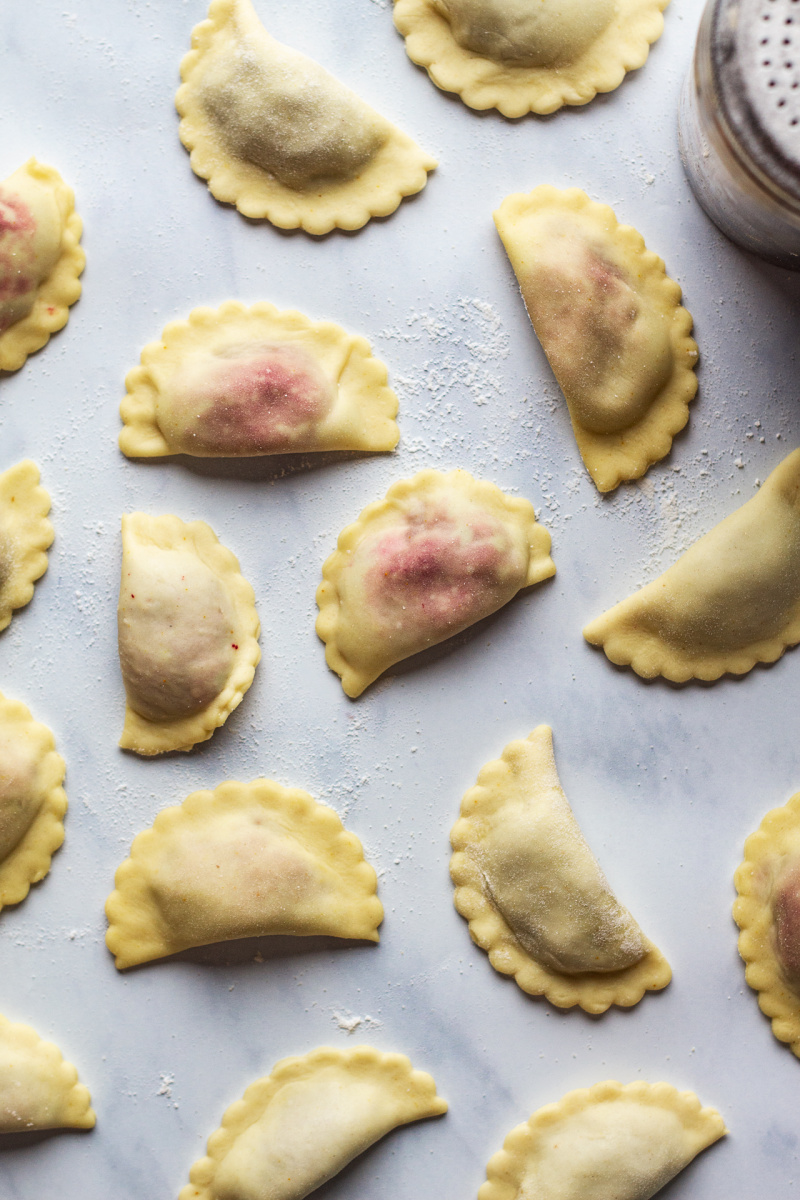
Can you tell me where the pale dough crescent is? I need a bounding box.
[495,186,697,492]
[394,0,668,117]
[451,726,670,1012]
[120,301,399,458]
[0,1013,95,1132]
[105,778,383,969]
[176,0,437,234]
[0,460,53,633]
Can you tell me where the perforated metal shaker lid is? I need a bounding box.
[712,0,800,203]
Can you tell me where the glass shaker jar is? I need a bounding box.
[678,0,800,269]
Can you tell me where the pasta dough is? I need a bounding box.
[0,159,84,372]
[117,513,260,755]
[450,726,670,1011]
[0,1013,94,1132]
[480,1080,725,1200]
[394,0,668,116]
[584,449,800,681]
[495,186,697,492]
[180,1045,447,1200]
[120,301,399,458]
[0,690,66,914]
[105,778,383,969]
[316,468,555,697]
[734,791,800,1058]
[0,460,53,633]
[176,0,436,234]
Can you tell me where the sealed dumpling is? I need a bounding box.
[118,513,260,755]
[176,0,436,234]
[584,449,800,681]
[120,301,399,458]
[451,726,669,1012]
[495,187,697,492]
[0,1013,94,1132]
[316,468,555,698]
[394,0,667,117]
[0,159,84,372]
[106,778,383,969]
[0,460,53,634]
[734,791,800,1058]
[180,1045,447,1200]
[0,691,66,914]
[480,1080,725,1200]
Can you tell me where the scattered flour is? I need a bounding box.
[331,1009,382,1035]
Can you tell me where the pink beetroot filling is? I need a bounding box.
[0,188,37,332]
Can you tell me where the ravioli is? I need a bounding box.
[180,1045,447,1200]
[0,1013,94,1132]
[495,187,697,492]
[394,0,667,116]
[0,159,84,372]
[451,726,669,1012]
[120,301,399,458]
[106,778,382,969]
[584,449,800,681]
[480,1080,725,1200]
[733,791,800,1058]
[316,468,555,698]
[117,513,260,755]
[0,691,66,915]
[0,460,53,633]
[176,0,436,234]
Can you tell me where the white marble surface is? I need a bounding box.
[1,0,800,1196]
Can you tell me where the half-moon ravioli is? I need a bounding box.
[179,1045,447,1200]
[105,778,383,969]
[316,468,555,698]
[176,0,437,234]
[495,186,697,492]
[0,460,53,633]
[584,448,800,681]
[734,791,800,1059]
[0,1013,94,1132]
[480,1081,725,1200]
[451,726,670,1012]
[394,0,667,117]
[0,690,66,915]
[118,513,260,755]
[0,159,84,372]
[119,301,399,459]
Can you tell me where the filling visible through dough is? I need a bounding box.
[118,546,236,722]
[0,735,42,863]
[157,341,335,454]
[0,170,63,334]
[772,860,800,987]
[432,0,615,66]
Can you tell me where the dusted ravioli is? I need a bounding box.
[394,0,667,117]
[495,187,697,492]
[0,691,66,914]
[316,468,555,698]
[106,778,383,969]
[584,449,800,681]
[177,0,436,234]
[733,791,800,1059]
[480,1081,725,1200]
[0,159,84,372]
[0,1013,94,1132]
[180,1045,447,1200]
[120,301,399,458]
[451,726,669,1012]
[0,460,53,633]
[118,513,260,755]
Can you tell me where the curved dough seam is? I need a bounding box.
[0,1013,95,1132]
[0,460,54,633]
[0,160,84,373]
[393,0,668,118]
[119,299,399,458]
[176,0,437,234]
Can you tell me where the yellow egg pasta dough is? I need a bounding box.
[495,186,697,492]
[177,0,436,234]
[0,1013,95,1132]
[0,460,53,634]
[120,301,399,459]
